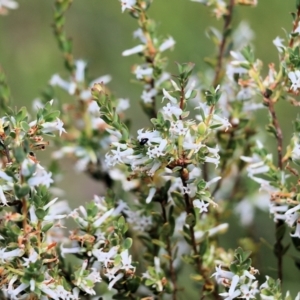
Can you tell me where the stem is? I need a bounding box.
[160,202,177,300]
[266,98,283,170]
[212,0,235,87]
[53,0,75,74]
[264,95,284,283]
[137,1,157,118]
[179,86,185,119]
[22,197,28,232]
[289,6,300,48]
[180,171,202,275]
[0,66,11,113]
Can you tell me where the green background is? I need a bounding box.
[1,0,299,298]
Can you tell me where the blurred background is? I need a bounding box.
[0,0,299,297]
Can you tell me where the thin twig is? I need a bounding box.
[289,6,300,48]
[138,3,157,118]
[212,0,235,88]
[264,95,284,283]
[160,202,178,300]
[180,173,202,274]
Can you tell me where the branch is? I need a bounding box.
[160,202,178,300]
[212,0,235,87]
[264,95,284,283]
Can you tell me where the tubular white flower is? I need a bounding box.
[0,0,18,10]
[133,28,147,43]
[162,103,182,118]
[159,36,175,52]
[290,220,300,238]
[273,37,285,53]
[193,199,209,213]
[219,275,241,300]
[122,44,144,56]
[146,187,157,203]
[120,0,136,12]
[41,118,66,136]
[0,247,24,262]
[93,208,114,227]
[50,74,76,95]
[108,273,124,290]
[162,88,177,103]
[0,186,7,205]
[75,60,87,82]
[134,65,153,79]
[288,70,300,91]
[141,88,157,103]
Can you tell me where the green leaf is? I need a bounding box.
[185,213,196,227]
[42,223,54,233]
[160,222,172,238]
[123,237,132,249]
[35,208,47,220]
[20,121,30,132]
[14,184,30,198]
[151,239,166,248]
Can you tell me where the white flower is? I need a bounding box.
[0,247,24,262]
[122,44,144,56]
[193,199,209,213]
[273,37,285,53]
[27,164,53,188]
[133,28,147,43]
[195,223,228,241]
[162,103,182,118]
[146,187,157,203]
[170,120,188,136]
[0,186,7,205]
[93,246,119,267]
[75,60,86,82]
[22,249,38,267]
[159,36,175,52]
[0,0,18,10]
[219,275,241,300]
[290,220,300,238]
[288,70,300,92]
[212,265,234,284]
[6,282,29,299]
[137,129,162,144]
[162,88,177,103]
[285,204,300,227]
[120,249,135,271]
[60,243,84,258]
[87,100,100,116]
[292,141,300,163]
[120,0,136,12]
[233,21,254,49]
[141,88,157,103]
[147,139,168,158]
[134,65,153,79]
[108,273,124,290]
[105,144,134,166]
[50,74,76,95]
[92,208,114,227]
[116,98,130,113]
[236,86,255,100]
[41,118,66,136]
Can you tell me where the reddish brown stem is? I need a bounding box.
[289,6,300,48]
[264,96,284,283]
[212,0,235,87]
[160,202,178,300]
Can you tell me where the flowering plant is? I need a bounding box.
[1,0,300,299]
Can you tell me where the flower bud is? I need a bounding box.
[197,122,207,136]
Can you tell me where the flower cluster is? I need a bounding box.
[2,0,300,299]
